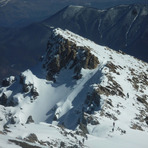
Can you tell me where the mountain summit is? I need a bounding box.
[0,28,148,148]
[44,4,148,62]
[0,4,148,81]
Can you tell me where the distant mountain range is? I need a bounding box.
[0,4,148,81]
[0,0,145,27]
[43,4,148,62]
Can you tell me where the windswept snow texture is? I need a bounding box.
[0,28,148,148]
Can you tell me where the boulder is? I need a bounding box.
[2,76,15,87]
[25,133,38,143]
[31,87,39,98]
[23,84,30,93]
[26,116,34,124]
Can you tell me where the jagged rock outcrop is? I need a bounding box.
[81,112,99,126]
[44,33,99,81]
[31,87,39,99]
[1,76,15,87]
[19,72,39,99]
[84,91,101,114]
[23,84,31,93]
[24,133,38,143]
[26,116,34,124]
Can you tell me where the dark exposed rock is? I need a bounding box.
[72,145,79,148]
[9,139,41,148]
[82,112,99,125]
[11,133,60,147]
[49,55,61,74]
[106,62,118,73]
[46,71,56,81]
[106,75,125,97]
[0,93,8,106]
[0,130,4,134]
[132,77,139,90]
[53,115,58,121]
[31,87,39,98]
[96,82,125,97]
[44,36,99,81]
[85,90,101,114]
[73,74,82,80]
[118,50,126,55]
[131,124,143,131]
[82,49,99,69]
[20,73,25,84]
[20,73,38,95]
[85,91,100,107]
[132,8,138,15]
[73,65,81,74]
[10,117,16,124]
[25,133,38,143]
[106,99,113,107]
[145,120,148,125]
[79,123,88,135]
[23,84,30,93]
[2,79,10,87]
[144,116,148,121]
[1,76,15,87]
[129,68,148,91]
[60,141,65,148]
[97,85,111,96]
[137,96,148,105]
[26,116,34,124]
[105,112,118,121]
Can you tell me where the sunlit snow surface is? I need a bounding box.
[0,28,148,148]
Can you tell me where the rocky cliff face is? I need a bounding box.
[42,28,148,131]
[44,31,99,81]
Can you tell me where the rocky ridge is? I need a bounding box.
[0,4,148,82]
[0,28,148,148]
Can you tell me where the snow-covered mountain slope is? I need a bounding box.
[0,28,148,148]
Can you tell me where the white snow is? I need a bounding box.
[86,130,148,148]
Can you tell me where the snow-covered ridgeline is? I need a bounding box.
[0,28,148,148]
